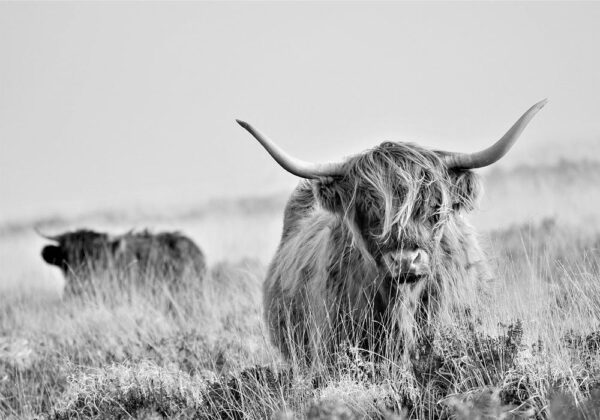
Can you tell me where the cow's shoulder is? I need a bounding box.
[281,181,317,239]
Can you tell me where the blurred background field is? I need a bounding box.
[3,158,600,293]
[2,157,600,305]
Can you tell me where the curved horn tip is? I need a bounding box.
[533,98,549,111]
[34,227,57,241]
[236,119,250,129]
[441,98,549,170]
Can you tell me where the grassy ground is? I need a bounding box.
[2,162,600,419]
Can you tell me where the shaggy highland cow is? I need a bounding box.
[40,229,206,295]
[237,100,547,364]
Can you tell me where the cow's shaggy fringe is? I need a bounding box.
[264,141,489,367]
[347,142,453,241]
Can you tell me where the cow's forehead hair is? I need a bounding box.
[344,141,447,181]
[341,141,452,238]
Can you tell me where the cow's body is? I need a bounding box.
[237,100,545,364]
[41,229,206,295]
[263,143,489,363]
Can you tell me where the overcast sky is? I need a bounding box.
[1,2,599,220]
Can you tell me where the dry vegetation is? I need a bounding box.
[2,161,600,419]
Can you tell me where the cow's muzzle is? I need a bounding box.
[41,245,64,266]
[381,248,430,283]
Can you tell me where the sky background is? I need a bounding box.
[1,2,599,221]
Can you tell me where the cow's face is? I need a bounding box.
[314,142,481,282]
[41,230,112,274]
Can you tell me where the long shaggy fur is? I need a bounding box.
[264,141,490,365]
[41,229,206,295]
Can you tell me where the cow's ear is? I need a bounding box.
[313,176,349,214]
[448,169,482,212]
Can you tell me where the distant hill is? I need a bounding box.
[516,137,600,169]
[485,159,600,190]
[0,194,288,238]
[474,159,600,230]
[2,159,600,238]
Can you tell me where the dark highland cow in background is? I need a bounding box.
[40,229,206,295]
[237,100,547,365]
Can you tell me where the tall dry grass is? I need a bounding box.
[0,217,600,419]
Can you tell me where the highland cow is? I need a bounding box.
[40,229,206,295]
[237,100,547,364]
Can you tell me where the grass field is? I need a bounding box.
[2,160,600,419]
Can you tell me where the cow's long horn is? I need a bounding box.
[34,227,58,242]
[442,99,548,169]
[236,120,345,179]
